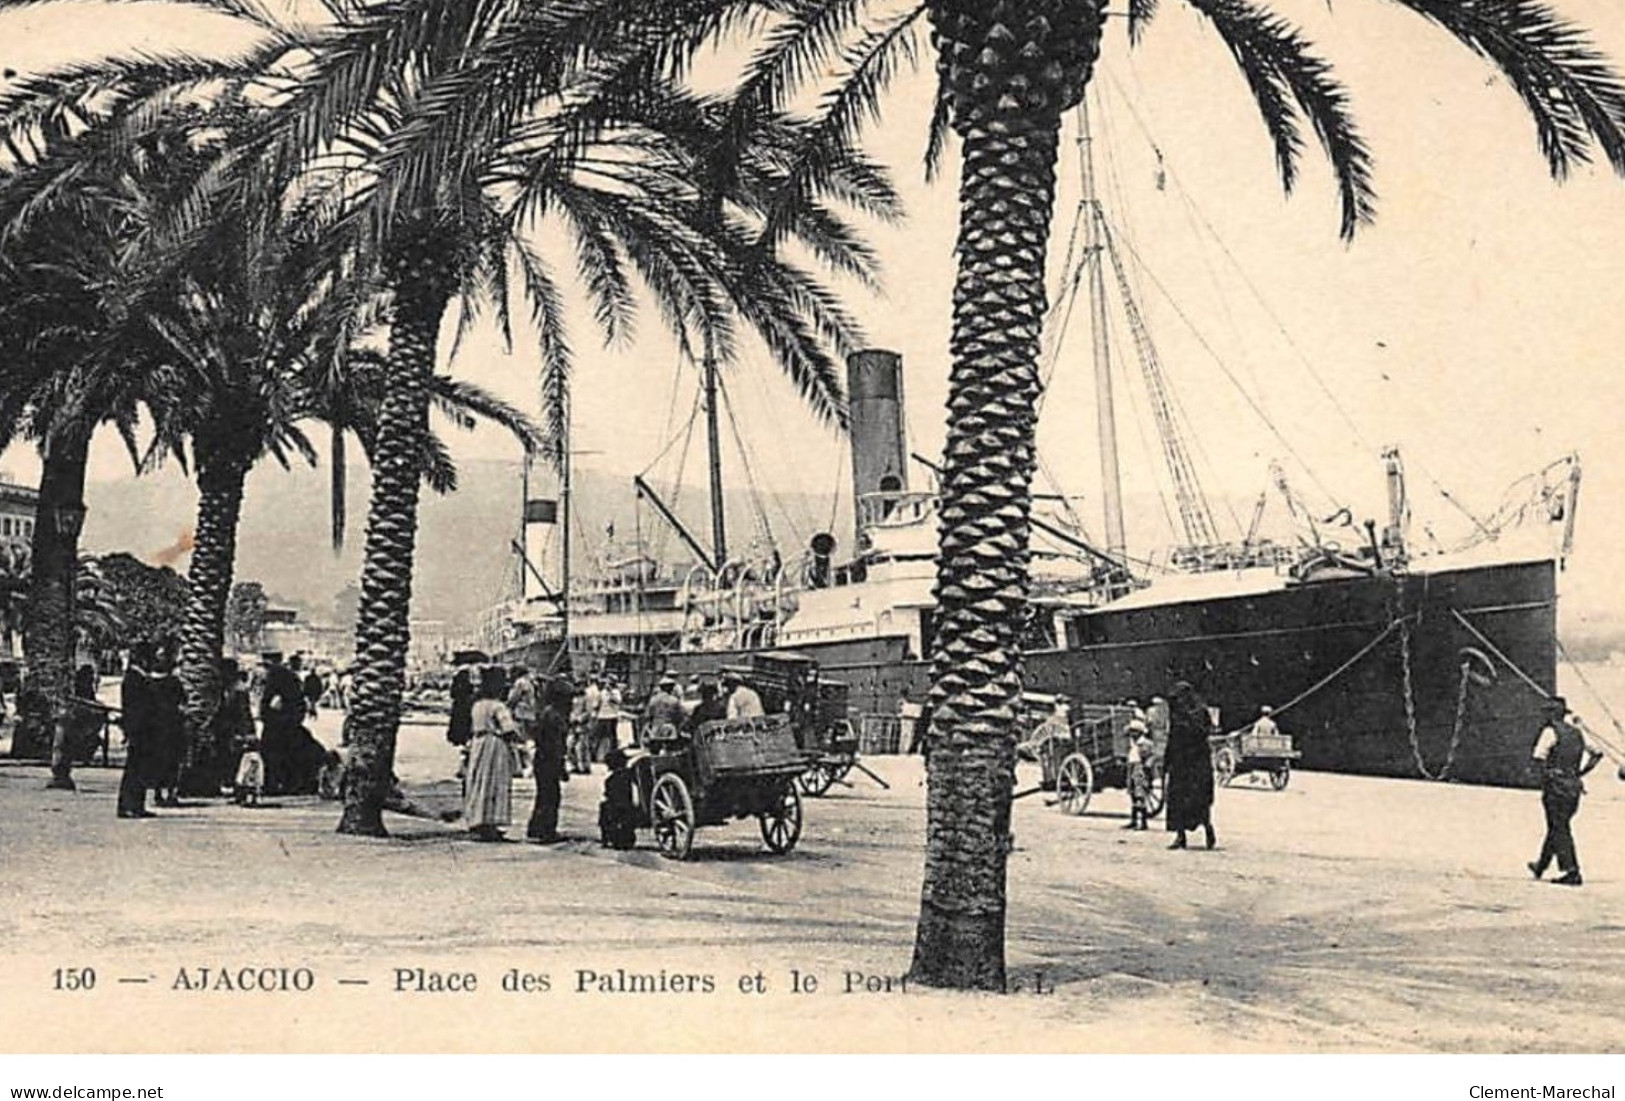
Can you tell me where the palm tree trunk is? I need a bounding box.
[13,433,90,783]
[176,448,250,796]
[338,226,455,837]
[908,0,1100,991]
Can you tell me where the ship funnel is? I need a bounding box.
[847,349,909,548]
[808,531,836,588]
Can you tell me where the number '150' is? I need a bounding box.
[53,967,95,991]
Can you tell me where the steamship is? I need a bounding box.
[499,104,1578,789]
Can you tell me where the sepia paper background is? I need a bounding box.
[3,0,1625,1056]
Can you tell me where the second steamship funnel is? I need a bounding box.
[846,349,909,551]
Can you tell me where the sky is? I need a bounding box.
[6,0,1625,619]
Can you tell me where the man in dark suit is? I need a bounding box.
[258,652,305,795]
[116,643,158,819]
[527,678,574,844]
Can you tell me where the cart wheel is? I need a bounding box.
[798,761,836,797]
[650,773,695,860]
[1270,763,1291,791]
[1144,759,1166,818]
[1056,754,1093,816]
[759,784,803,854]
[1213,747,1237,788]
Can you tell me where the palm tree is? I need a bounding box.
[0,74,348,779]
[0,4,893,835]
[0,23,294,784]
[0,33,528,797]
[0,181,169,782]
[139,175,548,794]
[777,0,1625,989]
[197,1,894,836]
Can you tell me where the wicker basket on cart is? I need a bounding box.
[694,715,803,780]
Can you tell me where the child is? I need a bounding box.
[317,749,345,802]
[598,748,637,850]
[234,737,265,807]
[1124,718,1156,830]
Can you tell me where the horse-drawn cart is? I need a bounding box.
[1016,702,1165,818]
[635,714,807,860]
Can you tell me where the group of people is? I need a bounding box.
[1015,684,1218,848]
[443,662,775,846]
[448,659,625,780]
[446,661,590,845]
[1028,680,1614,879]
[113,635,1620,884]
[116,647,334,819]
[115,640,186,817]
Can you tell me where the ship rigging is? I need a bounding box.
[478,80,1584,789]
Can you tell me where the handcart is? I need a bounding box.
[1209,724,1299,790]
[1015,702,1165,818]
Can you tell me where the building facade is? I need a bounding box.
[0,473,36,575]
[0,472,38,659]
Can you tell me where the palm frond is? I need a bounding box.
[510,234,575,472]
[924,68,953,182]
[1184,0,1375,238]
[803,4,926,154]
[430,375,546,454]
[550,185,638,346]
[1129,0,1162,45]
[737,0,873,114]
[0,0,289,31]
[1390,0,1625,178]
[417,429,459,495]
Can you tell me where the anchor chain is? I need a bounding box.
[1399,621,1473,782]
[1399,621,1427,778]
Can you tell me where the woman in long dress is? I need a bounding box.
[464,666,519,842]
[1162,680,1217,850]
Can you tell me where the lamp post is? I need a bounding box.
[44,499,87,792]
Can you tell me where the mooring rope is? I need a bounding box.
[1454,608,1625,768]
[1554,637,1625,768]
[1218,613,1415,737]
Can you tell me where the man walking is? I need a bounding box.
[301,661,326,719]
[1529,698,1605,887]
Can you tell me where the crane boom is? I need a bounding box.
[633,475,717,574]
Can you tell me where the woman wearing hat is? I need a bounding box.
[464,666,520,842]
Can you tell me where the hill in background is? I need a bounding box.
[79,459,838,630]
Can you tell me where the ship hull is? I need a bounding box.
[633,557,1557,789]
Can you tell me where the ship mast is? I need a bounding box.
[703,348,727,568]
[1078,98,1128,560]
[559,386,572,650]
[519,453,530,598]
